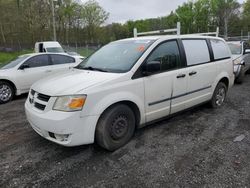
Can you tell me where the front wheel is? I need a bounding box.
[0,81,14,104]
[210,82,227,108]
[95,104,136,151]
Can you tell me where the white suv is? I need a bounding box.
[0,53,82,103]
[25,36,234,151]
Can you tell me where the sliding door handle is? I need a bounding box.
[176,74,186,78]
[189,71,197,76]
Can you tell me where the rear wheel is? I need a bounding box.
[0,81,14,104]
[95,104,136,151]
[210,82,227,108]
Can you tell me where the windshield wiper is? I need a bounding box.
[81,66,108,72]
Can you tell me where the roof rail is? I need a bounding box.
[133,22,181,38]
[186,27,219,37]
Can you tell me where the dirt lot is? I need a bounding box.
[1,76,250,188]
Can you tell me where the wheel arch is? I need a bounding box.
[97,100,141,129]
[218,77,229,89]
[0,79,17,95]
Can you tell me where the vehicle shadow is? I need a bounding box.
[14,93,28,101]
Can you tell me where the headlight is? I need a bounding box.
[233,59,242,65]
[53,95,87,112]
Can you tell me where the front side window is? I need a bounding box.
[146,40,182,72]
[1,55,30,69]
[76,39,155,73]
[211,39,231,60]
[24,55,50,68]
[183,39,210,66]
[50,55,75,65]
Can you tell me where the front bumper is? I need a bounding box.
[25,100,99,146]
[234,64,250,78]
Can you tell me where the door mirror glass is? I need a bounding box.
[143,61,161,75]
[244,49,250,54]
[19,63,30,70]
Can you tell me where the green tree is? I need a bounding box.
[82,0,109,43]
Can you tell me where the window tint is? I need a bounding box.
[50,55,75,65]
[183,40,210,66]
[210,39,230,60]
[146,41,182,71]
[25,55,50,68]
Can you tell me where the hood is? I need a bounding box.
[232,54,242,61]
[32,68,121,96]
[0,68,12,76]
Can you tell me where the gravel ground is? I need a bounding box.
[1,75,250,188]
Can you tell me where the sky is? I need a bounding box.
[81,0,246,24]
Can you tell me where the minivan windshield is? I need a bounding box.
[46,47,65,53]
[1,55,30,69]
[76,39,155,73]
[228,43,242,55]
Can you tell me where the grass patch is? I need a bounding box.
[0,50,33,66]
[76,48,96,57]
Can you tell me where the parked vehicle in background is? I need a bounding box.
[25,35,234,151]
[35,41,85,60]
[227,41,250,83]
[35,41,64,53]
[0,53,82,104]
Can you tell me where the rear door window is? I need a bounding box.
[182,39,210,66]
[50,54,75,65]
[210,39,230,60]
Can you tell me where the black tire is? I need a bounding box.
[0,81,14,104]
[235,72,245,84]
[95,104,136,151]
[210,82,227,108]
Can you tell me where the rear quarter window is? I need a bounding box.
[182,39,210,66]
[210,39,231,60]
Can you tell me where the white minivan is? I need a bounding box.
[25,35,234,151]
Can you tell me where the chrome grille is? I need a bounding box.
[37,93,50,102]
[34,102,46,111]
[29,90,51,111]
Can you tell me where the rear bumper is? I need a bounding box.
[25,100,99,146]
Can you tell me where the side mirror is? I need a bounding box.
[143,61,161,76]
[19,63,30,70]
[244,49,250,54]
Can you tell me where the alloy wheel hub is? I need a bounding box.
[0,84,12,102]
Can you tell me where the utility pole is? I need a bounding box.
[224,0,228,39]
[51,0,57,41]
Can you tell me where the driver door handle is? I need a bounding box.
[189,71,197,76]
[45,70,52,73]
[176,74,186,78]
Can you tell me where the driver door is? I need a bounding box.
[143,40,187,122]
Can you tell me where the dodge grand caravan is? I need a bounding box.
[25,35,234,151]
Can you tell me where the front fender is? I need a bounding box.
[92,91,145,123]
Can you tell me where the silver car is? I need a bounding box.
[227,41,250,83]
